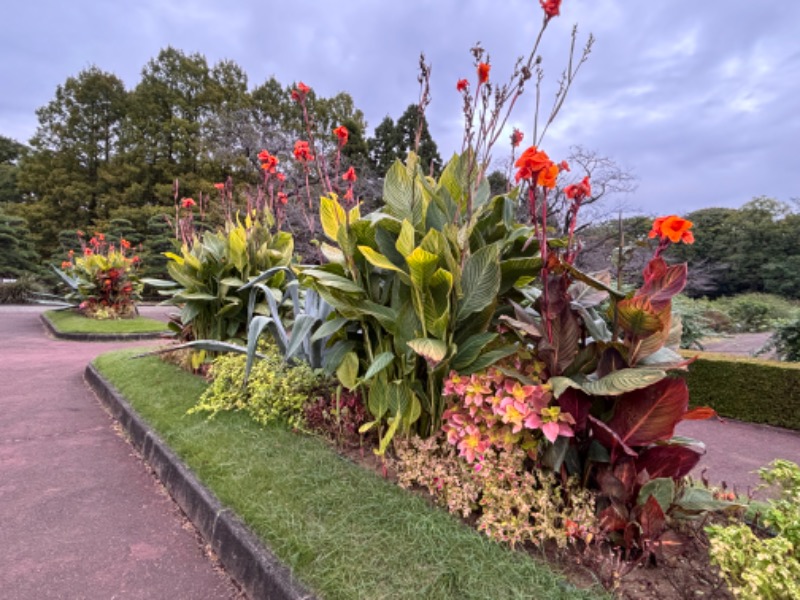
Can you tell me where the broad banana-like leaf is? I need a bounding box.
[367,375,389,418]
[320,242,345,265]
[310,316,350,342]
[550,367,667,399]
[606,377,689,447]
[451,332,498,371]
[457,244,501,321]
[564,263,626,300]
[336,351,360,390]
[407,338,448,366]
[406,247,439,291]
[383,160,416,222]
[320,195,346,241]
[363,352,395,381]
[323,340,356,374]
[358,246,406,274]
[302,269,366,294]
[395,219,416,258]
[616,296,664,339]
[460,345,518,374]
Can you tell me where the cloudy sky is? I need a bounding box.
[2,0,798,216]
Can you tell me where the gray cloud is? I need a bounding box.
[2,0,798,216]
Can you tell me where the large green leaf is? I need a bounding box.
[637,478,676,513]
[336,351,360,390]
[549,368,667,398]
[363,352,396,381]
[384,160,415,222]
[457,244,501,321]
[452,332,498,371]
[406,247,439,291]
[616,296,664,338]
[302,269,365,294]
[407,338,448,366]
[395,219,416,258]
[320,195,346,241]
[358,246,405,273]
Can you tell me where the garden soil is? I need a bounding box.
[0,305,242,600]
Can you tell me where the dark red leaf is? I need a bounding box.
[607,378,689,447]
[638,495,666,541]
[588,415,637,458]
[637,445,703,479]
[558,388,591,432]
[637,259,687,311]
[599,503,629,532]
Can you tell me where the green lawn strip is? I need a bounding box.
[94,349,603,600]
[46,309,169,334]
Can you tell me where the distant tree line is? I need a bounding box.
[577,197,800,299]
[0,46,441,265]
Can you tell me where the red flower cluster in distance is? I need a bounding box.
[510,128,524,148]
[291,81,311,102]
[456,78,468,92]
[333,125,349,146]
[477,62,491,84]
[293,140,314,162]
[342,166,357,183]
[258,149,279,173]
[540,0,562,18]
[181,197,196,209]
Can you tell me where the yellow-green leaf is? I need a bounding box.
[320,195,346,241]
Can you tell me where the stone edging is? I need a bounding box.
[41,312,170,342]
[84,363,316,600]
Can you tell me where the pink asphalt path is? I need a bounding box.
[0,305,241,600]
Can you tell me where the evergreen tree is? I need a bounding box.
[0,211,42,278]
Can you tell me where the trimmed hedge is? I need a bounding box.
[681,351,800,431]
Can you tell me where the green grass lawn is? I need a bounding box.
[45,309,169,334]
[95,349,603,600]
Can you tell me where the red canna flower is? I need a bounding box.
[477,62,491,84]
[277,192,288,205]
[120,238,131,250]
[648,215,694,244]
[97,233,105,242]
[510,128,524,148]
[68,249,74,258]
[344,188,354,202]
[293,140,314,162]
[76,230,84,237]
[214,182,225,190]
[258,150,279,173]
[276,172,286,183]
[456,78,469,92]
[564,176,591,201]
[61,260,72,269]
[182,197,196,209]
[333,125,349,146]
[540,0,561,18]
[84,248,93,256]
[291,81,311,102]
[89,236,99,248]
[559,160,570,172]
[342,166,357,182]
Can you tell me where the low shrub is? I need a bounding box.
[760,317,800,362]
[715,293,800,333]
[681,351,800,430]
[0,275,43,304]
[707,459,800,599]
[303,388,368,447]
[191,342,323,429]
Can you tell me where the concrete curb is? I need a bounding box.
[85,363,316,600]
[41,312,171,342]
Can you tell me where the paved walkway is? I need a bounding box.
[0,305,241,600]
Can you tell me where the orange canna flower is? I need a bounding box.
[276,172,286,183]
[182,197,196,209]
[514,146,554,183]
[213,182,225,191]
[61,260,72,269]
[257,149,270,162]
[540,0,561,18]
[84,248,93,256]
[648,215,694,244]
[456,78,468,92]
[277,192,288,205]
[477,62,491,84]
[120,238,131,250]
[342,166,357,182]
[344,188,354,202]
[536,163,560,189]
[333,125,349,146]
[559,160,570,172]
[258,150,279,173]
